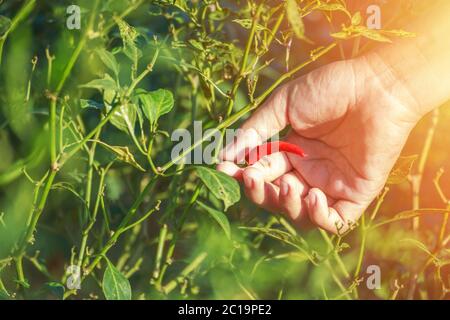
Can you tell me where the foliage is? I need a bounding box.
[0,0,448,300]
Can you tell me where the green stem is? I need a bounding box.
[369,187,389,222]
[85,177,157,274]
[0,276,8,296]
[60,104,121,166]
[354,213,367,279]
[212,11,284,163]
[324,259,352,300]
[49,99,57,165]
[55,1,100,93]
[162,252,207,294]
[64,176,159,299]
[20,170,56,246]
[412,109,439,230]
[319,229,350,279]
[14,256,26,285]
[13,10,160,283]
[0,0,36,66]
[225,4,262,117]
[156,185,202,288]
[437,205,450,250]
[102,0,144,35]
[50,0,100,165]
[153,224,168,279]
[77,162,110,272]
[126,46,160,96]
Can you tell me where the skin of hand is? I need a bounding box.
[217,56,429,234]
[217,1,450,234]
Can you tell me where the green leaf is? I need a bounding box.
[381,29,416,38]
[316,3,351,18]
[197,201,231,239]
[97,49,120,78]
[80,74,118,92]
[360,28,392,43]
[0,15,11,36]
[107,103,137,134]
[232,19,268,32]
[286,0,305,40]
[116,18,142,61]
[351,12,362,26]
[195,166,240,211]
[96,140,145,171]
[330,31,350,40]
[188,39,204,51]
[0,288,10,300]
[102,258,132,300]
[80,99,103,110]
[240,226,315,262]
[14,279,30,289]
[44,282,65,299]
[400,238,439,262]
[137,89,174,124]
[387,155,418,184]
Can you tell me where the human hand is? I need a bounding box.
[217,56,423,234]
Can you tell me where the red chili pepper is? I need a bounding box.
[245,141,306,165]
[232,141,306,182]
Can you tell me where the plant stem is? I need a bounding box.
[369,187,389,221]
[102,0,144,35]
[64,176,159,299]
[126,46,161,96]
[324,259,352,300]
[16,171,57,256]
[49,0,100,165]
[411,109,439,230]
[14,256,26,285]
[49,98,58,166]
[319,229,350,279]
[437,206,449,250]
[354,213,367,277]
[0,0,36,66]
[77,162,110,272]
[60,105,122,166]
[162,252,207,294]
[433,168,449,248]
[225,4,262,117]
[85,177,158,274]
[153,224,168,279]
[213,9,284,162]
[156,185,202,288]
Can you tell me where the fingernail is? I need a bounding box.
[280,181,289,196]
[243,175,254,189]
[307,192,317,208]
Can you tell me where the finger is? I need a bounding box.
[279,172,308,221]
[248,152,292,182]
[216,161,243,181]
[242,167,280,212]
[220,127,262,163]
[220,85,290,162]
[305,188,363,234]
[240,85,290,142]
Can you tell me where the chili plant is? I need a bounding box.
[0,0,448,300]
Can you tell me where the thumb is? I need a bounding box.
[220,84,290,161]
[220,60,356,162]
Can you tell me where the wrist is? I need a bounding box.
[353,51,425,123]
[358,1,450,120]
